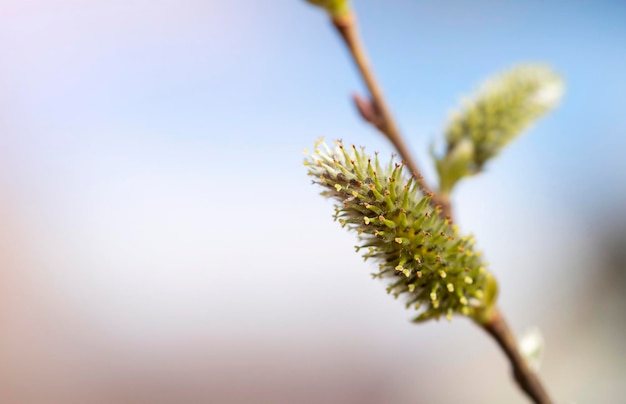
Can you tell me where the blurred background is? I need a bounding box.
[1,0,625,402]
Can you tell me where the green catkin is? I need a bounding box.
[305,139,497,322]
[436,64,564,195]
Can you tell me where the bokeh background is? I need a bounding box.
[1,0,625,403]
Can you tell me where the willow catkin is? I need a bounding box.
[305,139,497,322]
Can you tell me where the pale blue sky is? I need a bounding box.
[2,0,625,207]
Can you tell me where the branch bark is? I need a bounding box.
[481,308,553,404]
[330,14,453,218]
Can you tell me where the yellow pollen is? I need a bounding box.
[439,270,447,278]
[334,184,342,191]
[408,284,415,292]
[430,292,437,301]
[402,269,411,277]
[447,283,455,292]
[464,276,473,284]
[395,265,404,272]
[394,237,403,244]
[459,296,468,305]
[352,191,358,197]
[416,271,422,278]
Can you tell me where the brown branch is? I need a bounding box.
[325,7,550,403]
[481,308,553,404]
[330,14,452,211]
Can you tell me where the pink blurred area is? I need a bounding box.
[2,191,397,404]
[1,167,624,404]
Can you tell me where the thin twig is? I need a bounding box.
[327,8,552,404]
[330,14,453,217]
[482,308,553,404]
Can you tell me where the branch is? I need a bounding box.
[330,14,452,218]
[481,308,553,404]
[320,6,552,403]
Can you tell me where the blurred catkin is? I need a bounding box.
[436,64,564,195]
[305,0,351,18]
[305,140,498,322]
